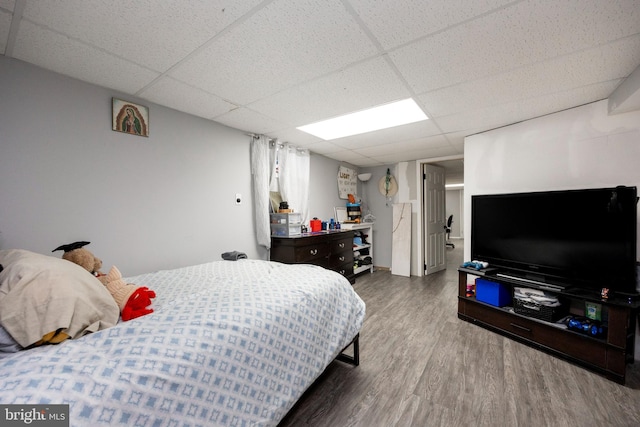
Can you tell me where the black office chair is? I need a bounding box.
[444,215,455,248]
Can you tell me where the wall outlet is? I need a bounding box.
[235,193,242,205]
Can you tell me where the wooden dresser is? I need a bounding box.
[270,230,355,284]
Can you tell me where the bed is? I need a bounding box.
[0,250,366,426]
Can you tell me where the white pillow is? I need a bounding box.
[0,249,119,347]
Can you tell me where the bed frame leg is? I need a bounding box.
[336,333,359,366]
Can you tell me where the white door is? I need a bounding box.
[423,164,446,275]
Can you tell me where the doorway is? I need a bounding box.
[423,163,446,275]
[417,156,464,277]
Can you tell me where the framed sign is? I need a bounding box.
[112,98,149,137]
[337,165,357,199]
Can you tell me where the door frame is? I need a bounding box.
[415,154,463,277]
[422,163,446,276]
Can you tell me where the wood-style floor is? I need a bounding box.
[279,242,640,427]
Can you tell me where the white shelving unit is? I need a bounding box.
[341,222,374,275]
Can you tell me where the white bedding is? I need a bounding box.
[0,260,365,426]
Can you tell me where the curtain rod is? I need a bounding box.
[247,133,281,148]
[247,133,308,152]
[247,133,275,142]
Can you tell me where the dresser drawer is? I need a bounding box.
[464,300,607,367]
[270,231,355,284]
[329,235,353,269]
[334,261,354,279]
[329,250,353,268]
[294,244,329,264]
[330,236,352,254]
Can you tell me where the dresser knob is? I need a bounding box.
[338,242,345,248]
[338,256,345,261]
[310,249,318,255]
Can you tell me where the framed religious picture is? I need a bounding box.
[112,98,149,137]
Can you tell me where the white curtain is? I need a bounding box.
[251,136,273,249]
[250,136,310,250]
[279,143,310,225]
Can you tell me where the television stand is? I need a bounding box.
[458,268,640,384]
[495,273,564,292]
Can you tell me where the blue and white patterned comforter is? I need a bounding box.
[0,260,366,426]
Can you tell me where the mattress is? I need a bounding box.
[0,259,365,426]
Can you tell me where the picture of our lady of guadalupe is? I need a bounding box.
[112,98,149,137]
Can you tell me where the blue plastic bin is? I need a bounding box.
[475,278,512,307]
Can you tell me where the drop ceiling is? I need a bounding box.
[1,0,639,168]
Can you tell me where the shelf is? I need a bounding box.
[461,296,608,344]
[344,222,374,276]
[354,265,371,275]
[340,222,374,230]
[457,269,638,384]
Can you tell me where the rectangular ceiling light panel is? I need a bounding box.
[297,98,428,140]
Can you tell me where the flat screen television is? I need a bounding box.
[471,186,638,295]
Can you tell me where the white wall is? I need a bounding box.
[0,57,349,276]
[307,155,359,224]
[358,165,397,269]
[464,99,640,360]
[0,57,255,275]
[464,99,640,263]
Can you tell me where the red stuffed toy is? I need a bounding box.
[53,241,155,321]
[98,266,156,321]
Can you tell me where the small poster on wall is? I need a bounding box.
[112,98,149,137]
[337,165,357,199]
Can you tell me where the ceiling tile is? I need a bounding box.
[169,0,379,105]
[323,149,379,166]
[445,131,473,148]
[214,107,289,134]
[12,20,159,93]
[369,145,457,164]
[349,0,515,49]
[249,56,410,127]
[436,80,621,134]
[354,134,450,156]
[419,35,640,118]
[351,158,385,167]
[452,143,465,154]
[304,140,346,155]
[329,120,441,149]
[390,0,640,93]
[141,77,237,120]
[266,128,323,147]
[21,0,264,72]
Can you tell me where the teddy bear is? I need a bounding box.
[52,241,156,321]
